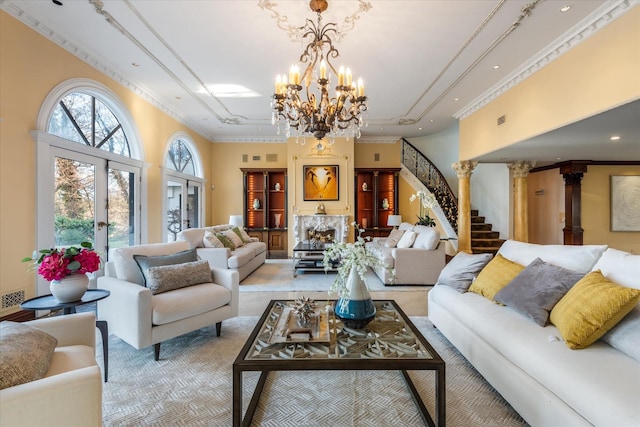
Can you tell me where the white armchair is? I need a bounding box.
[0,312,102,426]
[97,241,239,360]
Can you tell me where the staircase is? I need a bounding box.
[471,210,505,255]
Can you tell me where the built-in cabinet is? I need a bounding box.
[354,168,400,238]
[241,168,287,258]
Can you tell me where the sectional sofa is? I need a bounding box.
[428,240,640,427]
[177,225,266,281]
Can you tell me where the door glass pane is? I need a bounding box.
[167,180,182,242]
[108,168,135,250]
[187,184,200,229]
[54,157,95,246]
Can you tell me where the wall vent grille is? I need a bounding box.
[2,291,25,309]
[266,154,277,162]
[242,154,248,162]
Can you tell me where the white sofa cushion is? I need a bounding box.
[396,231,417,248]
[151,283,232,325]
[412,225,440,250]
[498,240,607,273]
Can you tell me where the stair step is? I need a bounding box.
[472,230,500,239]
[471,209,479,217]
[472,247,504,254]
[472,238,506,248]
[471,216,485,223]
[471,223,493,231]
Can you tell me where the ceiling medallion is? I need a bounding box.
[270,0,368,143]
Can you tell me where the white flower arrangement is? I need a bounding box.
[409,190,437,226]
[322,222,393,296]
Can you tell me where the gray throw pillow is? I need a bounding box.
[133,248,198,287]
[600,306,640,362]
[436,251,493,292]
[494,257,584,326]
[145,260,213,295]
[0,322,58,389]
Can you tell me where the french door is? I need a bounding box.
[165,175,202,242]
[50,147,140,261]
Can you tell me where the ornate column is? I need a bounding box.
[559,161,588,245]
[452,160,477,253]
[507,161,536,242]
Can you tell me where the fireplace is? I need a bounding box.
[293,215,350,245]
[306,227,336,243]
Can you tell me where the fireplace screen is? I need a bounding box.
[306,227,336,243]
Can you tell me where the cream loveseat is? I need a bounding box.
[98,241,239,360]
[428,240,640,427]
[0,312,102,426]
[366,222,446,285]
[178,225,266,281]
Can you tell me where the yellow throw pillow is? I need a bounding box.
[550,270,640,350]
[468,253,524,301]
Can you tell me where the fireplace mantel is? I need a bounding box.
[293,215,350,245]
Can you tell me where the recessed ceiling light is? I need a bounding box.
[492,65,500,69]
[560,5,571,12]
[454,98,459,102]
[131,63,140,67]
[201,84,260,98]
[418,127,423,131]
[175,96,181,100]
[52,0,63,5]
[610,135,621,141]
[430,119,434,123]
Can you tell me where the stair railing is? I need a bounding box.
[401,138,458,232]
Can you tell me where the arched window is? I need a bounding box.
[33,79,144,296]
[48,92,131,157]
[163,134,204,242]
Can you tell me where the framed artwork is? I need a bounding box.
[611,175,640,231]
[303,165,339,201]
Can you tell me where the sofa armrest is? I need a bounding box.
[97,275,153,348]
[211,267,239,317]
[391,243,446,284]
[0,365,102,426]
[197,247,232,269]
[25,312,96,349]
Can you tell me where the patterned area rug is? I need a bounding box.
[101,317,528,426]
[240,260,424,292]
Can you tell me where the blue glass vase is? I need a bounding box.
[334,267,376,329]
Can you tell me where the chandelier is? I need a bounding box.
[271,0,368,143]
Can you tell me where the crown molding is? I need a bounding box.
[454,0,636,120]
[1,1,218,143]
[355,136,401,144]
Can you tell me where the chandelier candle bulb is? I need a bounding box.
[358,79,364,97]
[346,68,352,86]
[320,60,327,79]
[338,66,345,86]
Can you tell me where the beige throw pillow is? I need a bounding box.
[233,226,253,243]
[385,229,405,248]
[203,230,225,248]
[222,229,244,248]
[396,231,417,248]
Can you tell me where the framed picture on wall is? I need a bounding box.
[611,175,640,231]
[303,165,339,201]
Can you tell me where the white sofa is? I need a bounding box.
[428,240,640,427]
[98,241,239,360]
[178,225,266,281]
[366,222,446,285]
[0,312,102,426]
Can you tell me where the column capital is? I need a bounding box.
[507,161,536,178]
[452,160,478,178]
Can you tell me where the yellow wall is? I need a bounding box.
[208,142,288,226]
[582,165,640,253]
[528,165,640,253]
[0,12,213,313]
[459,7,640,160]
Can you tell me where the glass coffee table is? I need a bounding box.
[233,299,446,426]
[291,241,338,277]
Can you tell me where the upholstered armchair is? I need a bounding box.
[97,241,239,360]
[0,312,103,426]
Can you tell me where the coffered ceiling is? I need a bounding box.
[2,0,638,163]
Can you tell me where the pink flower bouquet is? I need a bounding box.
[23,242,101,281]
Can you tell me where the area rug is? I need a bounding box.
[101,316,528,426]
[240,259,426,292]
